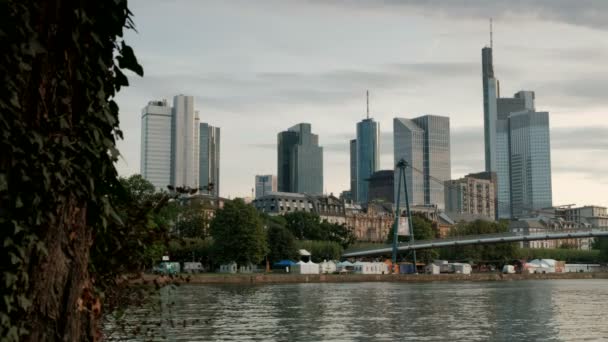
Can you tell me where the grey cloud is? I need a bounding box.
[307,0,608,31]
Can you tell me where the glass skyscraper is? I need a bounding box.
[350,139,357,200]
[171,95,199,188]
[199,123,220,197]
[393,115,450,209]
[355,118,379,204]
[277,123,323,195]
[509,110,553,217]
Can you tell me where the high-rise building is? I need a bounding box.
[482,46,499,173]
[199,123,220,197]
[393,115,451,209]
[444,172,496,220]
[509,110,552,217]
[171,95,199,188]
[368,170,394,204]
[255,175,277,198]
[350,139,357,201]
[140,100,172,190]
[495,91,535,218]
[277,123,323,194]
[356,118,379,203]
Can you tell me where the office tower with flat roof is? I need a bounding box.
[255,175,277,198]
[495,91,535,218]
[277,123,323,194]
[509,110,552,218]
[350,139,357,201]
[171,95,199,188]
[141,100,172,190]
[356,118,380,204]
[394,115,450,209]
[199,123,220,197]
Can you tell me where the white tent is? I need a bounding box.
[337,261,354,272]
[526,259,556,274]
[293,260,319,274]
[319,260,337,274]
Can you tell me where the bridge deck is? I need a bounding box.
[343,229,608,257]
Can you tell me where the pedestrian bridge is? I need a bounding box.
[342,229,608,258]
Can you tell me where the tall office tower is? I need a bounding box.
[394,115,451,209]
[509,110,552,218]
[495,91,535,218]
[356,119,380,204]
[140,100,172,190]
[482,46,499,173]
[171,95,199,188]
[350,139,357,200]
[199,123,220,197]
[277,123,323,194]
[255,175,277,198]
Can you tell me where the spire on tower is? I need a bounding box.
[366,90,370,119]
[490,18,493,49]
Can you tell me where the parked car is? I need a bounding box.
[153,261,181,275]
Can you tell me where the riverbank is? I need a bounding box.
[143,272,608,285]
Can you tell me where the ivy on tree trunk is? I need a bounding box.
[0,1,142,341]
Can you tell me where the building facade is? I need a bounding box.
[355,118,380,204]
[444,172,496,220]
[393,115,451,210]
[171,95,199,188]
[277,123,323,194]
[350,139,357,200]
[199,123,220,197]
[368,170,394,204]
[255,175,277,199]
[509,110,552,218]
[560,206,608,228]
[140,100,172,190]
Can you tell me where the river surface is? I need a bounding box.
[104,279,608,341]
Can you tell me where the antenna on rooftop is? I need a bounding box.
[366,90,370,119]
[490,18,493,49]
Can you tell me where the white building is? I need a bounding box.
[171,95,199,188]
[255,175,277,198]
[140,100,172,190]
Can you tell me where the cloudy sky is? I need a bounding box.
[115,0,608,207]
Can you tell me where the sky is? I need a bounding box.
[115,0,608,207]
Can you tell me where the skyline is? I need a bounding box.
[116,0,608,207]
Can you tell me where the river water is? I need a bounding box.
[104,279,608,341]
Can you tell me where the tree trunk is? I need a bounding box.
[25,199,97,341]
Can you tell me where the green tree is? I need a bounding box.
[284,211,324,240]
[385,215,438,263]
[597,237,608,261]
[321,220,357,249]
[266,224,299,263]
[296,240,343,262]
[441,220,519,262]
[175,199,212,239]
[0,1,143,340]
[210,199,268,265]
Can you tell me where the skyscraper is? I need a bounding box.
[495,91,535,218]
[482,46,499,173]
[140,100,172,190]
[356,118,379,204]
[277,123,323,194]
[170,95,199,188]
[199,123,220,197]
[394,115,450,209]
[509,110,553,217]
[255,175,277,198]
[350,139,357,200]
